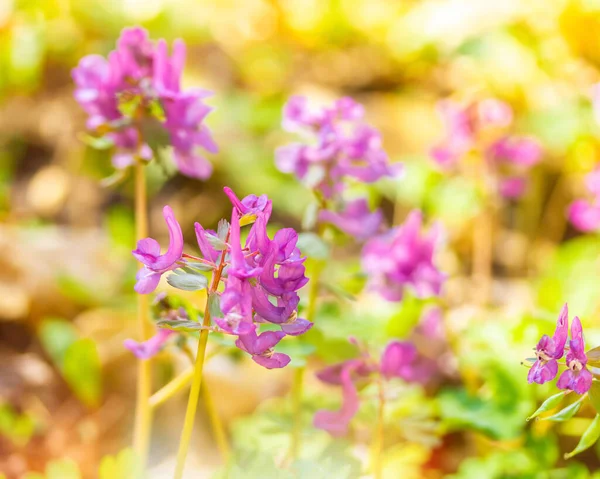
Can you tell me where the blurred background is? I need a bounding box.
[2,0,600,477]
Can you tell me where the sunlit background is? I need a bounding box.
[2,0,600,477]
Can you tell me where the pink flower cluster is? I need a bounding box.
[72,27,217,179]
[361,210,445,302]
[128,187,310,369]
[314,322,442,436]
[277,96,400,241]
[568,169,600,232]
[431,98,542,199]
[527,304,593,395]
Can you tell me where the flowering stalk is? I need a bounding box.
[372,377,386,479]
[201,382,231,462]
[173,243,227,479]
[132,160,153,468]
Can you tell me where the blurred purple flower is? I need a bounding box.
[72,26,217,179]
[132,205,184,294]
[527,303,569,385]
[124,329,174,360]
[276,96,400,197]
[318,198,383,241]
[557,316,593,395]
[361,210,445,302]
[569,169,600,232]
[379,341,418,380]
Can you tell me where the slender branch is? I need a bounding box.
[173,235,229,479]
[149,368,194,410]
[133,160,153,469]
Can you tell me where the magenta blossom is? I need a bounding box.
[361,210,445,302]
[314,339,430,436]
[72,26,217,179]
[276,96,400,198]
[235,327,290,369]
[124,328,174,360]
[557,317,593,395]
[569,169,600,232]
[318,198,383,241]
[528,303,569,385]
[132,205,184,294]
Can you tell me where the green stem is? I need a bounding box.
[173,238,227,479]
[133,161,153,469]
[202,380,231,462]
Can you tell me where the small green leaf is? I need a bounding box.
[208,292,222,319]
[296,232,330,260]
[565,414,600,459]
[184,262,214,272]
[166,273,208,291]
[156,319,206,333]
[38,318,77,368]
[80,134,114,150]
[117,92,142,118]
[99,448,140,479]
[217,219,230,241]
[527,391,567,421]
[206,233,228,251]
[46,459,81,479]
[63,339,102,407]
[539,396,584,422]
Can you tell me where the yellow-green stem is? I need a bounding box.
[372,379,385,479]
[150,368,194,410]
[290,260,323,460]
[202,380,231,462]
[173,238,228,479]
[133,161,153,468]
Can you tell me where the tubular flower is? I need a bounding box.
[557,317,593,395]
[527,303,569,385]
[72,26,217,178]
[318,198,383,241]
[131,187,311,369]
[132,205,184,294]
[361,210,445,302]
[314,338,433,436]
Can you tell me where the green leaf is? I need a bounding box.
[166,272,208,291]
[527,391,567,421]
[156,319,205,333]
[539,396,584,422]
[208,293,222,319]
[217,219,230,241]
[184,262,214,272]
[117,92,142,118]
[296,232,330,260]
[38,318,77,368]
[565,414,600,459]
[46,459,81,479]
[206,234,228,251]
[63,339,102,407]
[80,134,114,150]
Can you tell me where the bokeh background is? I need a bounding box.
[2,0,600,477]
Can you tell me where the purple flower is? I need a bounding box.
[528,303,569,385]
[361,210,445,302]
[276,96,400,197]
[235,327,290,369]
[499,177,527,199]
[569,169,600,232]
[216,276,255,335]
[477,98,513,128]
[223,186,272,222]
[314,360,365,436]
[430,100,474,169]
[72,27,217,179]
[132,205,184,294]
[380,341,418,380]
[227,209,262,280]
[557,316,593,394]
[318,198,383,241]
[488,136,542,168]
[124,328,174,359]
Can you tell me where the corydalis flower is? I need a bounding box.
[133,205,184,294]
[276,96,400,198]
[361,210,445,302]
[314,339,427,436]
[72,26,217,179]
[527,303,568,385]
[557,317,593,395]
[568,169,600,232]
[124,329,174,360]
[318,198,383,241]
